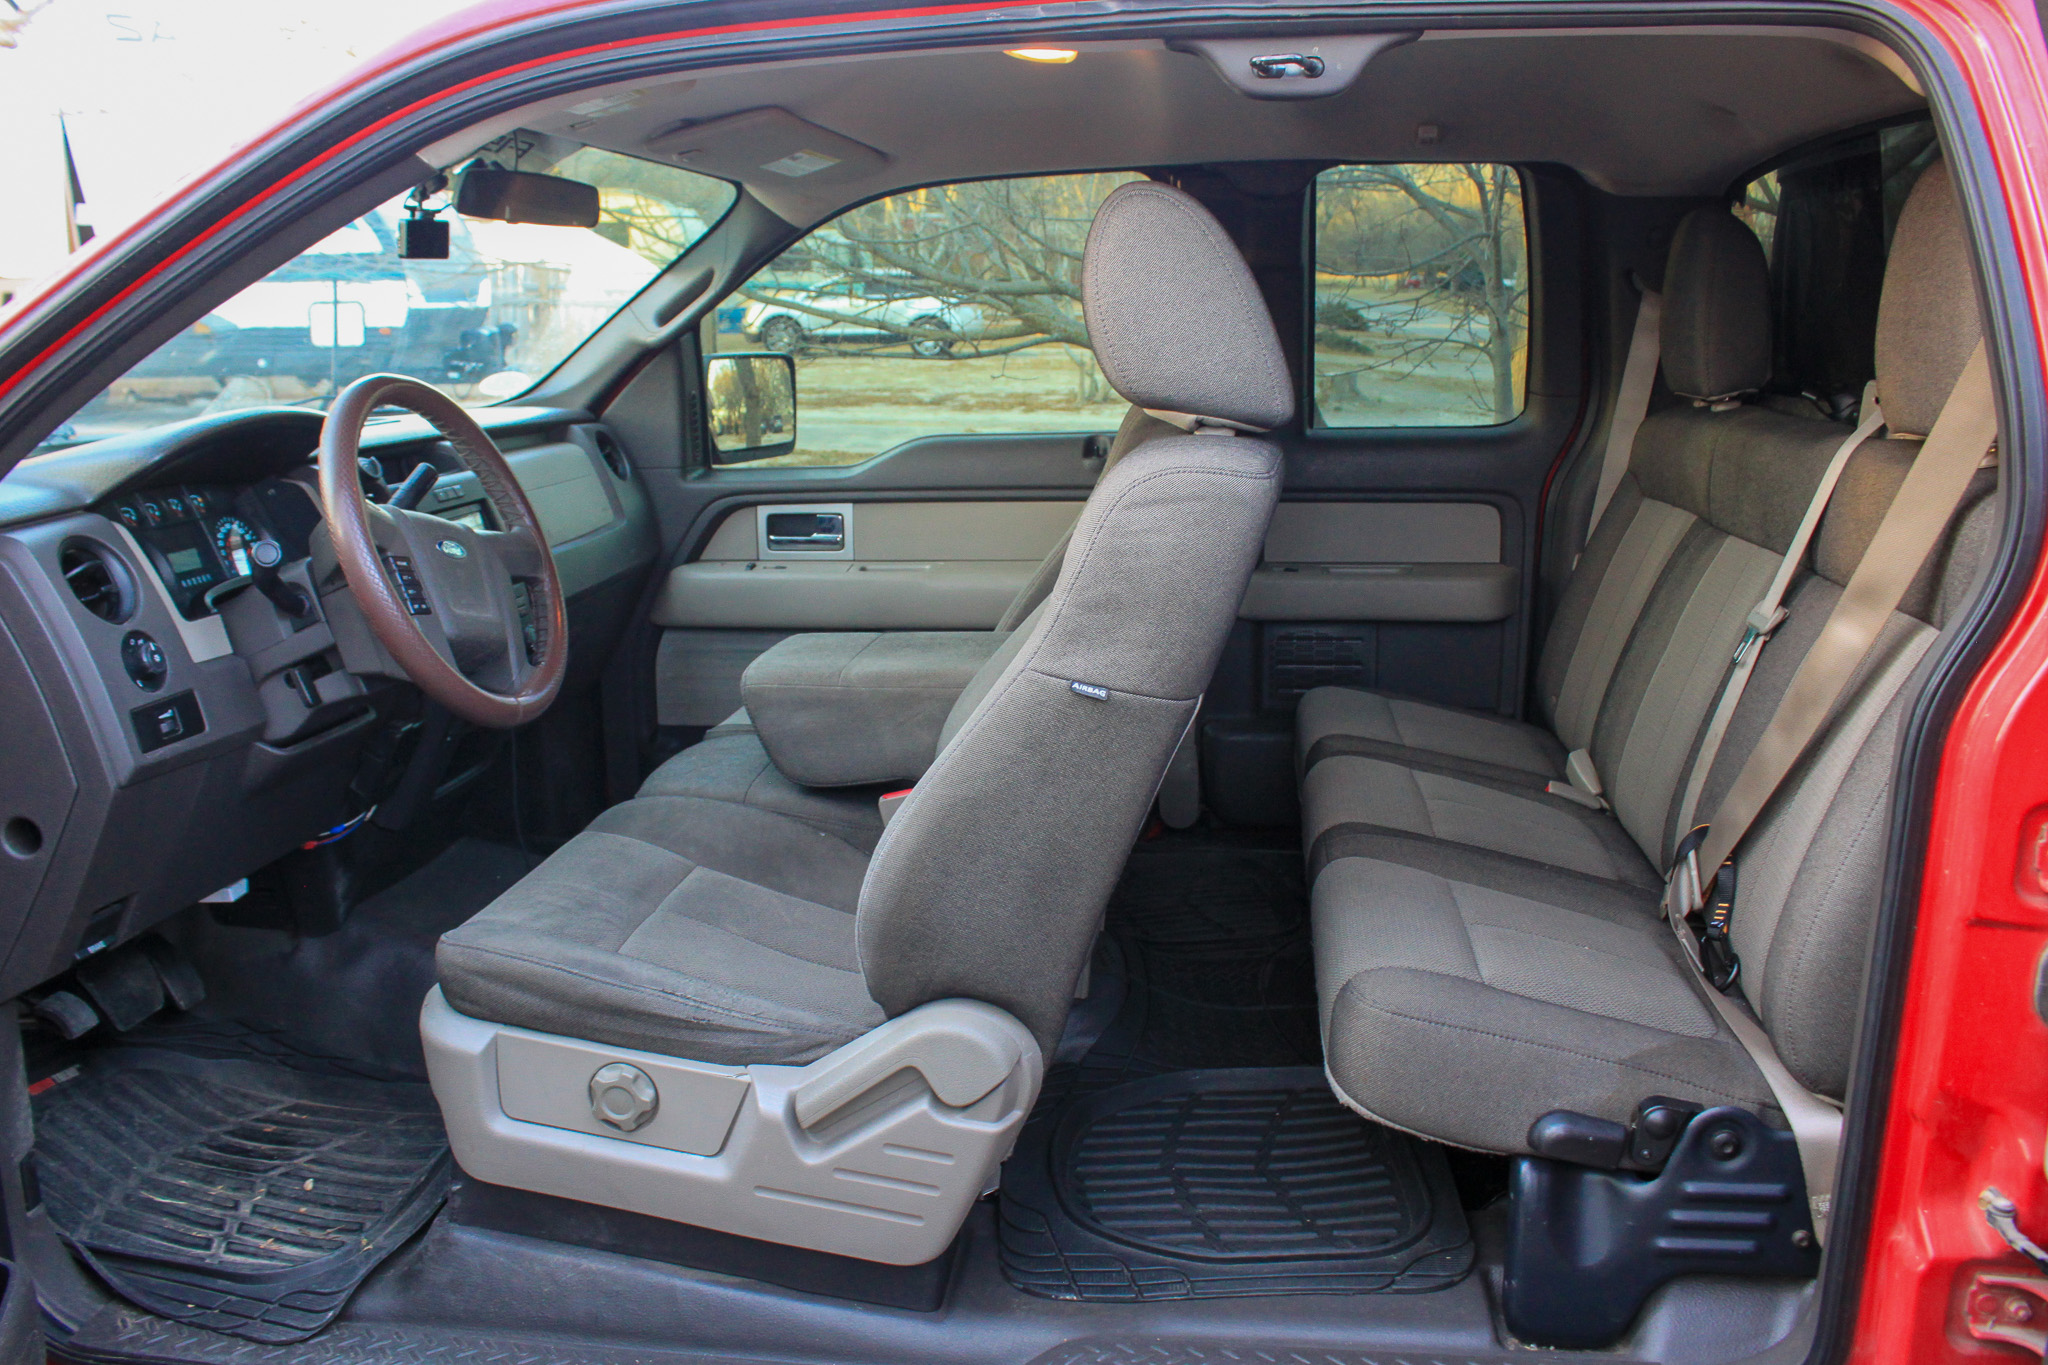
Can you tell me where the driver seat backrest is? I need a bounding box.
[855,182,1290,1056]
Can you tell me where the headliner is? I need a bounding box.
[430,25,1925,223]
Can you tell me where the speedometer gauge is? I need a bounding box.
[213,517,257,577]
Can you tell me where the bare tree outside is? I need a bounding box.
[710,172,1141,466]
[1311,164,1529,427]
[1734,170,1782,261]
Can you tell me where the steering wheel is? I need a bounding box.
[318,374,567,729]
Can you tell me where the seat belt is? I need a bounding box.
[1663,340,1997,1244]
[1584,286,1663,544]
[1671,381,1886,840]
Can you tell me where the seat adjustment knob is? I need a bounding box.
[590,1062,659,1132]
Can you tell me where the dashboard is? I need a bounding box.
[0,403,652,1005]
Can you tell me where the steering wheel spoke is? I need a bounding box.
[319,375,568,729]
[478,524,547,580]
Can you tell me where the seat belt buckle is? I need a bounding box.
[1663,828,1710,968]
[1699,856,1742,991]
[878,788,913,827]
[1734,606,1788,664]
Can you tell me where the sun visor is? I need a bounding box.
[645,108,887,189]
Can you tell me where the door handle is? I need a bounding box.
[764,511,845,551]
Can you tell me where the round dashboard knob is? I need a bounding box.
[251,539,283,569]
[120,630,167,692]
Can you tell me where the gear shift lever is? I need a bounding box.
[249,539,314,619]
[206,536,312,620]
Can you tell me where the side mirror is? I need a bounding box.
[455,166,601,228]
[705,353,798,463]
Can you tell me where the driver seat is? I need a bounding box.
[420,181,1289,1264]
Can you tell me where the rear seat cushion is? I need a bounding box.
[1314,851,1774,1153]
[1302,756,1658,887]
[1293,687,1565,779]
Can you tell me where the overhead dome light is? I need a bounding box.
[1005,48,1078,63]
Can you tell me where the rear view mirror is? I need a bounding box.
[705,353,798,463]
[455,165,601,228]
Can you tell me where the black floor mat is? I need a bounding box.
[167,838,532,1080]
[1089,843,1321,1077]
[34,1049,451,1344]
[998,1067,1473,1301]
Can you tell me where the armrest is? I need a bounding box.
[741,630,1003,787]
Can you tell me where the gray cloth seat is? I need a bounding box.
[1299,207,1850,877]
[438,795,883,1064]
[438,180,1287,1067]
[633,404,1179,834]
[638,728,888,853]
[1307,161,1996,1155]
[1312,843,1773,1152]
[1296,206,1797,804]
[1295,686,1566,780]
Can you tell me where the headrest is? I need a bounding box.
[1082,182,1294,432]
[1875,160,1982,437]
[1660,207,1772,402]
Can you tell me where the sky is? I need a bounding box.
[0,0,481,292]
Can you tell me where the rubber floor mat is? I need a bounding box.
[999,1067,1473,1300]
[1094,844,1321,1074]
[34,1049,450,1343]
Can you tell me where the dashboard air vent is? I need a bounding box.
[592,429,631,480]
[59,540,134,624]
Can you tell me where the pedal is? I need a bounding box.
[74,944,166,1032]
[31,991,99,1041]
[141,935,207,1012]
[69,934,206,1033]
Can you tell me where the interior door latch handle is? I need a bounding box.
[764,511,845,551]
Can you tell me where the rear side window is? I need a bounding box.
[1735,120,1937,412]
[1309,164,1530,428]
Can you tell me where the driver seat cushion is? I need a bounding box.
[436,795,884,1065]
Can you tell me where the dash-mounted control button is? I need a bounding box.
[130,690,205,754]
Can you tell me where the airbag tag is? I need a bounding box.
[1070,681,1111,701]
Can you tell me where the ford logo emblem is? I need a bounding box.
[435,538,467,559]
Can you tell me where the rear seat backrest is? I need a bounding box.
[1534,209,1777,749]
[1693,160,1993,1096]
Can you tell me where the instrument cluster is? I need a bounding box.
[105,478,320,620]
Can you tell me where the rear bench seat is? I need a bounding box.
[1298,161,1995,1157]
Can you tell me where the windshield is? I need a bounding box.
[34,137,735,452]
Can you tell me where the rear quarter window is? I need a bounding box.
[1310,164,1529,429]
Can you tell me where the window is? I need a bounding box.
[1735,120,1937,412]
[707,171,1144,468]
[37,134,735,452]
[1309,164,1529,428]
